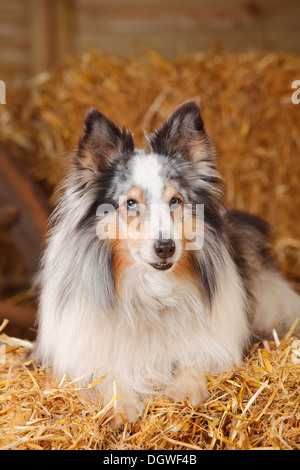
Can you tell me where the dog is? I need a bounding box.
[32,101,300,427]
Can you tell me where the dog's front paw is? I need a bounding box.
[114,400,144,429]
[168,366,209,407]
[109,390,145,429]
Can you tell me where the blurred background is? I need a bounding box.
[1,0,300,81]
[0,0,300,338]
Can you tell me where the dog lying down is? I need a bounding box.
[31,101,300,427]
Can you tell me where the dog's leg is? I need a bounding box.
[252,269,300,338]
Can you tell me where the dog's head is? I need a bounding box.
[75,101,222,278]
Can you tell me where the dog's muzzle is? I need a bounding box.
[151,239,175,270]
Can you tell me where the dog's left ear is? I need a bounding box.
[147,101,214,167]
[77,108,134,173]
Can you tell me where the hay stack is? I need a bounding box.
[0,319,299,450]
[0,50,300,449]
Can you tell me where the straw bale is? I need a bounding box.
[0,320,299,450]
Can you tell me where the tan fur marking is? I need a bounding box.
[164,185,182,204]
[188,139,209,163]
[109,236,134,296]
[173,251,196,283]
[127,186,144,204]
[118,186,147,238]
[80,148,96,171]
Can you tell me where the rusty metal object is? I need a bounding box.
[0,302,36,329]
[0,143,51,327]
[0,143,51,277]
[0,206,20,229]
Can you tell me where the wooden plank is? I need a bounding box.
[0,48,31,64]
[1,0,300,78]
[0,62,31,81]
[0,0,28,14]
[76,28,300,58]
[29,0,75,74]
[54,0,75,59]
[73,0,300,57]
[74,0,300,24]
[29,0,55,75]
[75,0,300,64]
[75,6,300,36]
[0,0,30,78]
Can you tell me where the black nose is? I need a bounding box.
[153,239,176,259]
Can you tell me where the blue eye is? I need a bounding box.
[170,196,182,208]
[127,199,138,210]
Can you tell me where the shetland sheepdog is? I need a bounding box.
[32,101,300,426]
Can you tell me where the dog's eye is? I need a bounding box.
[126,199,138,210]
[169,196,181,208]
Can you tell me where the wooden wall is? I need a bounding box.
[0,0,300,81]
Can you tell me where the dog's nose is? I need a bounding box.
[153,239,175,259]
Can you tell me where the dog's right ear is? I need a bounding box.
[76,108,134,173]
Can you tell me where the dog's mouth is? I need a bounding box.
[151,262,173,271]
